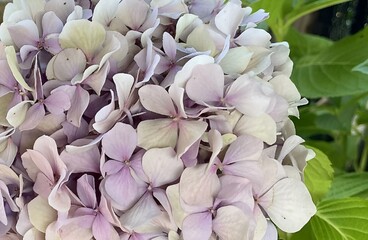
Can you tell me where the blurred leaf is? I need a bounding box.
[304,146,334,203]
[292,27,368,98]
[244,0,351,40]
[310,198,368,240]
[325,172,368,199]
[286,28,333,59]
[284,0,351,28]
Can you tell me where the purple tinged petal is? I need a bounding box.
[77,174,97,209]
[61,119,89,144]
[142,147,183,187]
[92,214,119,240]
[42,11,63,36]
[48,175,71,212]
[139,85,177,116]
[7,20,39,48]
[19,45,38,62]
[213,206,253,240]
[33,135,66,173]
[277,135,305,162]
[0,164,19,185]
[185,64,224,105]
[19,103,45,131]
[44,90,71,114]
[120,193,162,231]
[162,32,177,60]
[103,167,147,211]
[82,62,110,95]
[102,122,137,161]
[61,143,100,174]
[207,129,223,168]
[44,33,62,54]
[67,85,90,127]
[33,172,54,198]
[182,212,212,240]
[168,85,186,118]
[225,75,271,116]
[21,149,54,182]
[102,160,124,176]
[263,221,278,240]
[118,0,150,30]
[223,135,263,165]
[177,120,207,157]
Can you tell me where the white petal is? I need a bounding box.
[259,178,316,233]
[113,73,134,109]
[214,2,246,36]
[142,147,183,187]
[213,206,252,240]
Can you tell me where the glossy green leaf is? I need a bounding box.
[292,27,368,98]
[325,172,368,199]
[310,198,368,240]
[304,146,334,203]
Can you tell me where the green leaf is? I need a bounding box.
[310,198,368,240]
[292,27,368,98]
[286,28,333,59]
[290,221,316,240]
[304,146,334,203]
[325,173,368,199]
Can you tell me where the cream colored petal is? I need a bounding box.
[59,19,106,60]
[5,46,33,91]
[219,47,253,74]
[234,114,276,145]
[28,196,57,233]
[6,100,32,128]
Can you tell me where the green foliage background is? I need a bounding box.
[243,0,368,239]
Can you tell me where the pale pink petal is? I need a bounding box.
[21,150,53,181]
[102,122,137,161]
[33,135,66,173]
[48,177,71,212]
[138,85,176,116]
[142,147,183,187]
[213,206,253,240]
[77,174,97,209]
[182,212,212,240]
[185,64,224,104]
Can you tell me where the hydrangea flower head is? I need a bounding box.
[0,0,315,239]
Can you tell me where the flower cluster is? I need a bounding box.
[0,0,316,239]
